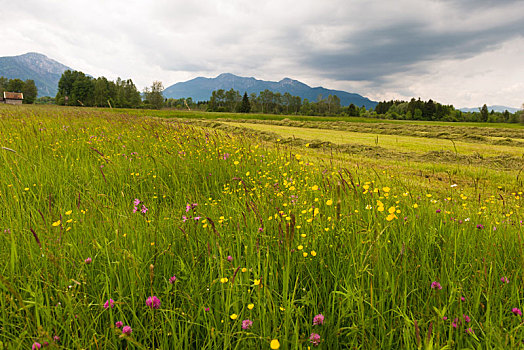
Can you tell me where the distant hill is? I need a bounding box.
[164,73,378,108]
[459,105,520,113]
[0,52,72,97]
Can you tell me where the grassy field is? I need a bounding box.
[0,105,523,349]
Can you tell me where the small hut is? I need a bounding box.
[3,92,24,105]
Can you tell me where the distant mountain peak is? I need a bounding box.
[164,73,377,108]
[0,52,73,96]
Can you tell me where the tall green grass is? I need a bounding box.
[0,105,523,349]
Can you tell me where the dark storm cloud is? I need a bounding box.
[299,13,524,82]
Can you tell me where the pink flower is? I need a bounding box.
[122,325,132,335]
[227,255,233,262]
[501,276,509,283]
[103,299,115,309]
[431,281,442,290]
[32,343,42,350]
[452,318,459,328]
[466,327,474,335]
[242,319,253,330]
[134,199,141,206]
[169,275,177,284]
[309,333,321,346]
[84,257,92,264]
[115,321,123,328]
[313,313,325,325]
[463,314,471,323]
[512,308,522,316]
[146,296,161,309]
[141,205,148,214]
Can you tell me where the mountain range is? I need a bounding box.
[459,105,520,114]
[163,73,377,108]
[0,52,72,97]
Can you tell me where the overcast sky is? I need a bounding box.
[1,0,523,108]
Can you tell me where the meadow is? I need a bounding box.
[0,105,523,349]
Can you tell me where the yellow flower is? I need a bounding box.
[241,268,247,273]
[230,314,238,320]
[270,339,280,349]
[303,252,308,257]
[311,250,317,257]
[248,303,254,310]
[311,185,318,191]
[388,206,396,214]
[382,187,390,192]
[254,279,261,286]
[326,199,333,206]
[413,203,418,208]
[220,277,228,283]
[52,220,61,227]
[65,210,72,215]
[377,206,384,212]
[297,245,303,250]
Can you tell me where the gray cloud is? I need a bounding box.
[0,0,523,107]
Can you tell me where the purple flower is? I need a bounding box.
[134,199,140,206]
[104,299,115,309]
[463,314,471,323]
[133,206,138,213]
[452,318,459,328]
[512,308,522,316]
[169,275,177,284]
[476,224,484,229]
[242,319,253,330]
[122,325,132,335]
[501,276,509,283]
[146,296,161,309]
[431,281,442,290]
[205,307,210,312]
[309,333,321,346]
[436,209,441,213]
[227,255,233,262]
[141,205,148,214]
[193,216,201,221]
[84,257,92,264]
[313,313,325,325]
[115,321,123,328]
[460,296,465,302]
[32,343,42,350]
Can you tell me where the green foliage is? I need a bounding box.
[56,70,142,108]
[0,76,38,103]
[144,81,164,109]
[239,92,251,113]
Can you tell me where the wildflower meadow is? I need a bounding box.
[0,105,523,348]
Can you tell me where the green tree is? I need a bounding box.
[146,81,164,109]
[239,92,251,113]
[480,104,489,122]
[6,78,24,93]
[22,80,38,104]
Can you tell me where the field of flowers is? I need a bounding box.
[0,105,523,349]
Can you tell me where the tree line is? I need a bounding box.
[0,77,38,103]
[55,70,165,109]
[205,88,367,116]
[375,98,521,123]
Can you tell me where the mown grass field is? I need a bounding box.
[0,105,523,349]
